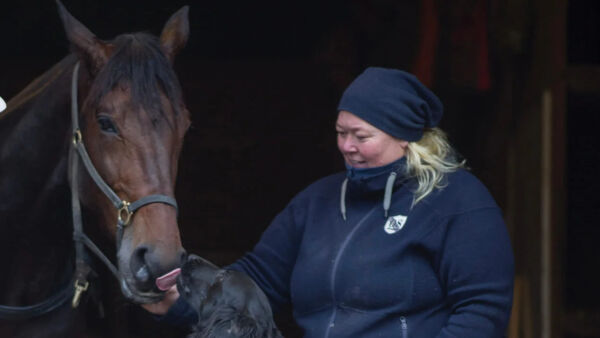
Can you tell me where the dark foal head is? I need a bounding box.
[57,2,190,303]
[178,255,283,338]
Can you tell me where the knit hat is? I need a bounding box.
[337,67,443,141]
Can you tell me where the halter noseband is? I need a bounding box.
[69,61,178,307]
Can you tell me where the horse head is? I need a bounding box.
[57,1,190,303]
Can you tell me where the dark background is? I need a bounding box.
[1,1,599,337]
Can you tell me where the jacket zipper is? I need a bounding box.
[324,207,377,338]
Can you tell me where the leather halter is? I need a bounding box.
[70,61,178,305]
[0,62,179,319]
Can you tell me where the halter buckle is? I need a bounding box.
[118,201,132,226]
[72,129,82,146]
[71,279,89,308]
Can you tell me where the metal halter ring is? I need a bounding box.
[72,130,82,146]
[117,201,133,226]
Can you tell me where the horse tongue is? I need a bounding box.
[155,268,181,291]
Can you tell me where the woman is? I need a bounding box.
[145,67,515,337]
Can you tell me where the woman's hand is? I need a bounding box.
[141,285,180,315]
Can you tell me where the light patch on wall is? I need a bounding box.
[0,96,6,113]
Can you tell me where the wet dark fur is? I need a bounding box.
[178,255,283,338]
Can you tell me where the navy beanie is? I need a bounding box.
[337,67,443,141]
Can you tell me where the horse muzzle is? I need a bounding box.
[118,239,186,303]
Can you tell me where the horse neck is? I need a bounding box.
[0,55,78,304]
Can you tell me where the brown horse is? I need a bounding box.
[0,2,191,336]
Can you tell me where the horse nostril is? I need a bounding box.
[135,265,151,283]
[131,246,154,289]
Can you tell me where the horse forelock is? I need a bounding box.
[85,32,184,126]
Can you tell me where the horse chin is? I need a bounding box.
[120,278,163,304]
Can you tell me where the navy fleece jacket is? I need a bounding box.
[227,158,514,337]
[163,159,514,337]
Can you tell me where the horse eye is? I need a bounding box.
[97,116,118,134]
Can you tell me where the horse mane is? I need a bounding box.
[86,32,184,125]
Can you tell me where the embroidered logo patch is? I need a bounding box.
[384,214,407,234]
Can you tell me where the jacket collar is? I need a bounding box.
[345,157,407,193]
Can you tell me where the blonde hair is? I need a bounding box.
[404,128,466,206]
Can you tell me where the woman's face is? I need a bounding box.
[336,111,408,168]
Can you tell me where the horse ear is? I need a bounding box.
[56,0,112,75]
[160,6,190,63]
